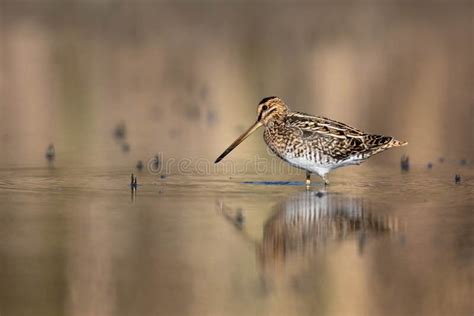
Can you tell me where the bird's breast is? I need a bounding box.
[264,125,317,163]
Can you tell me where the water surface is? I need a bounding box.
[0,165,472,316]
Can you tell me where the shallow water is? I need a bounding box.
[0,164,472,316]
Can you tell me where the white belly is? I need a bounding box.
[284,155,362,177]
[285,156,332,176]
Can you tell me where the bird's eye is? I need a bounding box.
[262,105,268,111]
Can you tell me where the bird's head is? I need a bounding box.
[214,96,288,163]
[256,96,288,125]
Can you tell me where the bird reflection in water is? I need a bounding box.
[218,191,403,271]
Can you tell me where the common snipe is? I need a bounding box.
[215,96,407,185]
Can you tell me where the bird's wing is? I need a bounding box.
[287,112,365,139]
[286,112,393,159]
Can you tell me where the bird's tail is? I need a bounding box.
[359,135,407,159]
[365,135,407,149]
[389,138,408,147]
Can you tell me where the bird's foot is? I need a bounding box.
[322,176,330,186]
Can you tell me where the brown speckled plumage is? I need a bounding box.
[215,96,407,185]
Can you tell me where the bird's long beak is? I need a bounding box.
[215,121,263,163]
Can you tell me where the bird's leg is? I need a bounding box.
[322,174,330,186]
[305,171,311,187]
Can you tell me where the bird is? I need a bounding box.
[215,96,407,185]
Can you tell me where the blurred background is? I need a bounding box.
[0,1,472,168]
[0,2,473,316]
